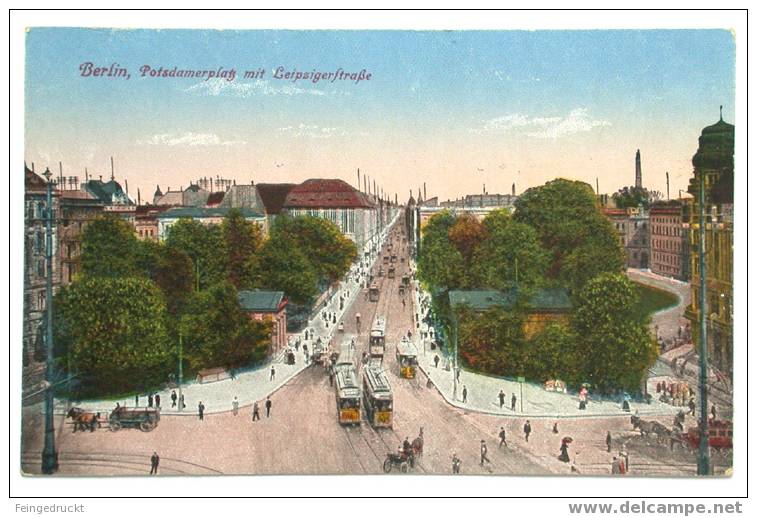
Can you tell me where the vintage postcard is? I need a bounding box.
[19,23,737,482]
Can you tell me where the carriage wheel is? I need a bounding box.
[109,421,122,432]
[140,421,155,432]
[383,458,393,473]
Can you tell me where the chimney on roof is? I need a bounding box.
[110,156,115,181]
[137,188,141,205]
[85,167,88,183]
[357,168,361,191]
[31,162,35,172]
[59,162,63,186]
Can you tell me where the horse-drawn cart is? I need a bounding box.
[108,406,160,432]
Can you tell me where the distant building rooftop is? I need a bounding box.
[449,288,572,313]
[238,290,286,312]
[157,207,264,219]
[256,183,296,214]
[284,179,375,209]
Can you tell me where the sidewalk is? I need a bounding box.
[55,215,400,417]
[411,266,680,420]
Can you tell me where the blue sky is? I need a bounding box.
[25,28,735,201]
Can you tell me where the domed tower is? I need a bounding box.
[152,185,163,205]
[686,107,734,378]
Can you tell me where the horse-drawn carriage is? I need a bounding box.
[670,419,733,453]
[383,429,424,473]
[109,406,160,432]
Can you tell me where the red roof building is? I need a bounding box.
[283,179,375,209]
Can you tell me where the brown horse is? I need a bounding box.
[67,407,100,433]
[411,427,424,457]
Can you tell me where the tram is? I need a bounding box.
[395,338,419,379]
[369,318,387,359]
[363,366,393,428]
[369,283,380,302]
[335,365,361,425]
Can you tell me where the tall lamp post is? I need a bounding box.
[41,168,58,474]
[696,169,711,476]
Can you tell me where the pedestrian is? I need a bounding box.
[198,401,205,421]
[462,385,468,404]
[606,431,612,453]
[559,438,570,463]
[232,396,239,416]
[611,456,621,475]
[710,404,717,421]
[171,390,177,408]
[304,329,309,340]
[499,390,505,409]
[480,440,491,466]
[688,397,696,416]
[135,394,139,407]
[402,298,406,308]
[523,420,532,442]
[270,365,276,381]
[329,371,334,387]
[252,401,260,421]
[148,393,154,408]
[265,396,272,418]
[179,393,185,411]
[452,453,461,474]
[150,451,159,475]
[434,354,440,368]
[155,394,161,408]
[553,422,559,434]
[498,427,507,448]
[511,393,517,411]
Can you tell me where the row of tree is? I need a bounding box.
[418,179,657,393]
[54,210,357,397]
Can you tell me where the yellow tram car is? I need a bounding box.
[363,366,393,428]
[395,338,419,379]
[335,365,361,425]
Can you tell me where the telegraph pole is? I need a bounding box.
[41,168,58,474]
[697,169,710,476]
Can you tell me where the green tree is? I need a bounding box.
[457,305,526,377]
[571,273,658,393]
[53,277,173,397]
[471,209,549,291]
[612,186,664,209]
[80,215,142,278]
[513,179,624,291]
[525,323,579,384]
[417,211,467,290]
[165,218,225,290]
[179,282,271,374]
[221,209,263,289]
[278,215,357,283]
[136,241,194,314]
[252,233,319,305]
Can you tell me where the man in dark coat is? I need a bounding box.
[265,397,272,418]
[462,385,468,404]
[155,394,161,408]
[498,427,507,448]
[150,452,159,475]
[499,390,505,409]
[606,431,612,453]
[523,420,532,442]
[171,390,177,408]
[511,393,517,411]
[198,401,205,420]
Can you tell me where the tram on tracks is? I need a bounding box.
[370,318,387,359]
[335,364,361,425]
[396,338,419,379]
[363,366,393,428]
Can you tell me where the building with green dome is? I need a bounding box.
[685,109,734,378]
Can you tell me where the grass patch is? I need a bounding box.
[631,281,679,321]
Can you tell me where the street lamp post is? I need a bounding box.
[41,168,58,475]
[178,329,183,412]
[696,170,711,476]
